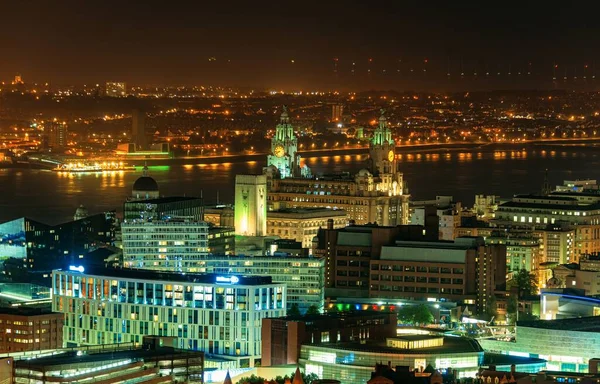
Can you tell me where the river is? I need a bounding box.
[0,145,598,224]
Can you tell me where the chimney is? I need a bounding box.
[327,219,334,230]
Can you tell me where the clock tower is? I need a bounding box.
[370,109,397,175]
[267,106,300,178]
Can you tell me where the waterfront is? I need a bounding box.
[1,145,599,224]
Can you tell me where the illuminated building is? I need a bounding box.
[479,316,600,372]
[44,121,68,149]
[372,237,506,314]
[124,196,204,222]
[208,225,235,255]
[234,175,267,236]
[73,204,89,221]
[13,74,23,84]
[266,208,347,249]
[204,205,234,227]
[331,105,344,122]
[0,213,116,285]
[0,307,63,353]
[52,268,285,368]
[105,82,127,97]
[540,288,600,320]
[265,106,310,179]
[487,232,540,273]
[13,336,204,384]
[267,111,409,226]
[121,218,209,272]
[192,254,325,313]
[261,312,396,366]
[300,335,484,383]
[473,194,500,220]
[494,195,600,262]
[132,109,147,150]
[410,196,460,240]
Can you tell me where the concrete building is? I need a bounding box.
[204,205,235,227]
[192,255,325,313]
[235,175,267,236]
[312,222,439,298]
[494,194,600,262]
[487,232,540,274]
[208,225,235,255]
[124,196,204,222]
[473,195,500,221]
[536,224,575,265]
[267,111,409,226]
[545,255,600,296]
[52,268,285,368]
[0,307,63,353]
[267,208,347,249]
[121,218,209,272]
[410,196,460,240]
[13,336,204,384]
[374,237,506,313]
[261,312,397,366]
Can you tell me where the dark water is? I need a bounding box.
[1,146,599,225]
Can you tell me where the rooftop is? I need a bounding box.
[124,196,202,205]
[517,316,600,332]
[0,306,58,317]
[272,311,394,322]
[305,336,482,355]
[268,207,347,218]
[55,266,275,286]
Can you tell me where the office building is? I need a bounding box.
[132,109,147,150]
[536,224,575,265]
[301,335,484,383]
[106,82,127,97]
[0,307,63,353]
[494,195,600,262]
[53,267,285,368]
[46,121,68,148]
[0,213,116,285]
[487,231,540,273]
[121,219,209,272]
[191,255,325,313]
[267,208,347,249]
[373,237,506,313]
[235,175,267,236]
[331,105,344,122]
[267,111,409,226]
[312,222,435,297]
[208,225,235,255]
[124,196,204,222]
[13,336,204,384]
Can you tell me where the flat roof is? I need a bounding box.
[0,306,57,317]
[124,196,202,204]
[16,347,203,369]
[305,336,482,355]
[268,208,347,218]
[517,316,600,332]
[55,266,275,286]
[271,311,394,322]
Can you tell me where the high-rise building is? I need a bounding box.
[131,109,147,150]
[46,121,68,148]
[267,111,410,226]
[265,107,309,179]
[234,175,267,236]
[52,268,285,368]
[121,218,209,272]
[331,104,344,122]
[105,82,126,97]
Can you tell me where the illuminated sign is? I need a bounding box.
[215,276,239,284]
[69,265,85,273]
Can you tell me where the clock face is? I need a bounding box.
[388,150,395,162]
[274,145,285,158]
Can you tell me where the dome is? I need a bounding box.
[133,176,159,192]
[357,168,372,177]
[74,204,89,221]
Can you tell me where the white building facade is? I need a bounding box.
[52,268,286,368]
[121,219,209,272]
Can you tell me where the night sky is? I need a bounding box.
[2,1,600,90]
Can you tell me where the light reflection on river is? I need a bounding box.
[0,146,597,224]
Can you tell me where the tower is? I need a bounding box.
[132,109,147,150]
[369,109,396,176]
[234,175,267,236]
[267,106,300,178]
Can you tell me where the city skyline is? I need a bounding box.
[3,2,600,90]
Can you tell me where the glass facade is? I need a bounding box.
[300,343,483,384]
[52,270,286,368]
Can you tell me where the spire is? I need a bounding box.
[378,108,387,128]
[542,169,550,196]
[292,367,304,384]
[223,370,232,384]
[142,161,149,177]
[280,105,289,123]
